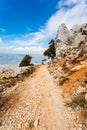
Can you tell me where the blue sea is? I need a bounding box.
[0,53,46,69]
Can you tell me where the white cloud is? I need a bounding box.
[45,0,87,32]
[30,0,87,39]
[0,45,46,54]
[14,46,46,54]
[58,0,86,8]
[1,0,87,54]
[6,31,46,48]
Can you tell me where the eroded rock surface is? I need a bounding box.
[56,23,87,60]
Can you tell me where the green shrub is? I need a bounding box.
[59,76,69,86]
[67,94,86,109]
[19,54,32,67]
[29,120,34,129]
[43,39,56,60]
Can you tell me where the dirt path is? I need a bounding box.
[0,65,75,130]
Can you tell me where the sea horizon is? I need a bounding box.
[0,53,46,70]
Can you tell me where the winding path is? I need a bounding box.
[0,65,74,130]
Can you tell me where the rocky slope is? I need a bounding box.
[0,65,76,130]
[56,23,87,61]
[47,23,87,128]
[0,66,35,93]
[48,59,87,129]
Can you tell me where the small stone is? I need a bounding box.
[34,119,39,127]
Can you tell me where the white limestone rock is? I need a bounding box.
[76,86,86,94]
[34,119,39,127]
[56,23,87,60]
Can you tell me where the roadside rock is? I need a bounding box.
[0,67,31,79]
[70,65,85,72]
[34,119,39,127]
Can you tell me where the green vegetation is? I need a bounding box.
[44,39,56,60]
[67,94,86,109]
[19,54,32,67]
[59,76,69,86]
[29,120,34,129]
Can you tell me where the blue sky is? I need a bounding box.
[0,0,87,54]
[0,0,58,35]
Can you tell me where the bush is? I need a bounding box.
[19,54,32,67]
[29,120,34,129]
[67,94,86,109]
[59,76,69,86]
[44,39,56,60]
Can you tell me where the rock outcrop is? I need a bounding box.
[55,23,87,60]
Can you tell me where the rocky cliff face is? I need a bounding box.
[56,23,87,61]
